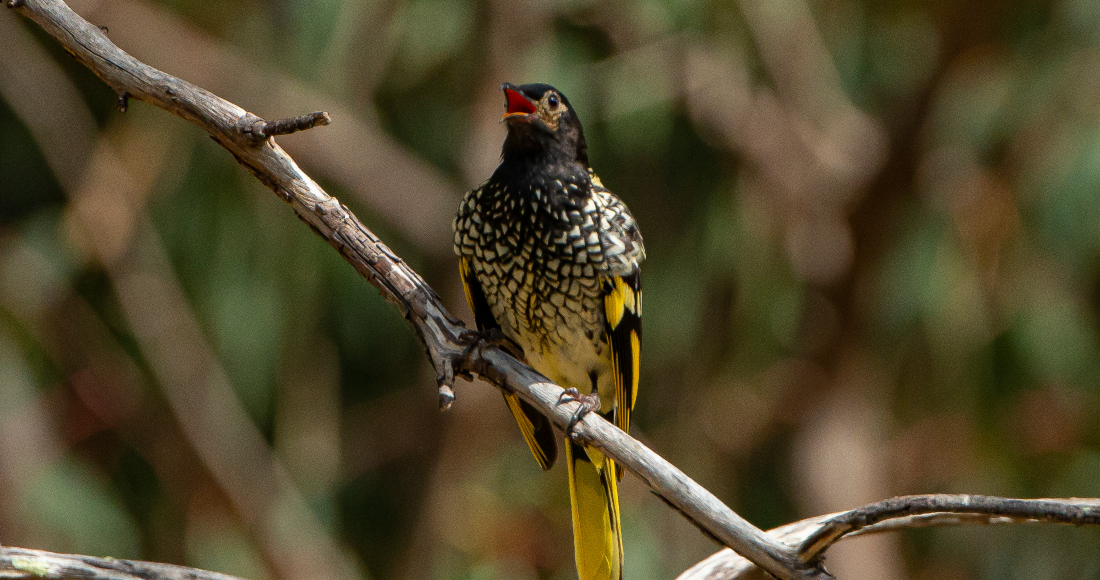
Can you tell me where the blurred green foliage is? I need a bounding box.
[3,0,1100,578]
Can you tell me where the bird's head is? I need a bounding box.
[499,82,588,165]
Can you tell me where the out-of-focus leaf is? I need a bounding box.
[186,513,269,580]
[21,458,140,559]
[388,0,474,89]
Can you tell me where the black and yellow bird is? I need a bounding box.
[454,83,644,580]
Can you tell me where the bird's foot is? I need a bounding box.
[558,388,601,437]
[480,327,526,360]
[450,328,525,410]
[459,327,525,365]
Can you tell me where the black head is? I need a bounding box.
[499,82,589,166]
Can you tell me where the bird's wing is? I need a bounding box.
[602,270,641,437]
[459,256,557,469]
[591,181,644,440]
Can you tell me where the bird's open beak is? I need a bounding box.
[501,83,537,122]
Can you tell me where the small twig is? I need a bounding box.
[243,111,331,144]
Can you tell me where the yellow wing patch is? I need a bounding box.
[459,257,476,315]
[618,277,636,313]
[603,276,637,330]
[605,289,625,329]
[603,274,641,439]
[630,329,640,406]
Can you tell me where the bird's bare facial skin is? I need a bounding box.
[537,91,567,131]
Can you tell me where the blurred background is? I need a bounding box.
[3,0,1100,578]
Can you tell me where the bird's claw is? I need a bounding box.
[558,388,601,437]
[459,327,525,367]
[472,327,525,360]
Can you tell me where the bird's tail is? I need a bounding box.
[566,439,623,580]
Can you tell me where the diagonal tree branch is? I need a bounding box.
[3,1,823,579]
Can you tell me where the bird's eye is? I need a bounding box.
[548,94,559,109]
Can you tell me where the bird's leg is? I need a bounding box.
[558,389,601,437]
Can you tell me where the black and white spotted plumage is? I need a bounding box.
[453,83,643,580]
[454,86,643,437]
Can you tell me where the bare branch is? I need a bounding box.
[4,1,824,578]
[678,495,1100,580]
[797,494,1100,561]
[678,516,833,580]
[0,547,246,580]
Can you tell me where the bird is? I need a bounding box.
[453,82,644,580]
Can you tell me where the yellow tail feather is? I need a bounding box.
[566,440,623,580]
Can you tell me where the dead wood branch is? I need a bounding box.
[678,495,1100,579]
[798,494,1100,559]
[0,547,246,580]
